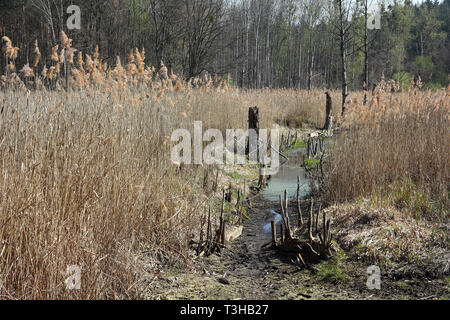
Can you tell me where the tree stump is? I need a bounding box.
[246,106,260,161]
[324,92,333,131]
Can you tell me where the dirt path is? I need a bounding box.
[143,191,448,300]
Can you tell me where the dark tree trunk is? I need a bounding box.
[324,92,333,130]
[337,0,348,116]
[246,106,260,161]
[363,0,369,105]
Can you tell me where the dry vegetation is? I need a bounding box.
[322,79,449,274]
[324,79,449,215]
[0,31,448,299]
[0,33,335,299]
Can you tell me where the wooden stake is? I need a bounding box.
[315,203,322,234]
[308,198,314,242]
[206,207,211,243]
[297,176,303,227]
[221,221,226,247]
[280,224,284,243]
[271,220,276,245]
[279,191,292,240]
[218,189,225,245]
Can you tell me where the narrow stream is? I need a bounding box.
[261,147,311,202]
[260,147,312,235]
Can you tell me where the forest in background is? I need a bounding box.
[0,0,449,91]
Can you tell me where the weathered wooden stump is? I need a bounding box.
[324,92,333,131]
[246,106,260,161]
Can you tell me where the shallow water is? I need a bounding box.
[261,147,311,202]
[261,210,284,235]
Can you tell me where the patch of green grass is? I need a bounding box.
[387,178,437,217]
[293,140,306,148]
[314,251,348,284]
[230,171,242,180]
[395,280,411,289]
[303,158,320,170]
[212,199,233,215]
[224,202,233,214]
[284,139,306,152]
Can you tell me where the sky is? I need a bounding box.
[369,0,442,13]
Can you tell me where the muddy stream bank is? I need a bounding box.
[144,145,448,300]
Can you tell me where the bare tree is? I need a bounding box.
[31,0,57,44]
[330,0,358,116]
[300,0,326,91]
[146,0,181,67]
[362,0,369,104]
[182,0,225,79]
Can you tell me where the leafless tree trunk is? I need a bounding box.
[242,0,249,88]
[363,0,369,105]
[336,0,350,116]
[31,0,57,44]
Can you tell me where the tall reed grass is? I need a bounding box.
[323,79,449,221]
[0,33,334,299]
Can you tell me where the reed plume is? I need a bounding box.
[77,51,84,68]
[66,48,77,64]
[20,63,34,78]
[59,30,72,49]
[51,45,59,62]
[160,61,168,80]
[33,40,41,67]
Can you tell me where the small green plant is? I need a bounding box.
[303,158,320,170]
[281,138,307,152]
[314,251,348,284]
[238,206,250,222]
[290,139,306,149]
[395,280,410,289]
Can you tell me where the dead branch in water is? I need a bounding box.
[275,191,334,266]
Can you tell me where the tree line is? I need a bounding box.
[1,0,449,92]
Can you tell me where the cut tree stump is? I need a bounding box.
[246,106,260,161]
[324,92,333,131]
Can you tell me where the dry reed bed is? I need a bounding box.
[326,82,449,213]
[2,32,446,298]
[0,87,205,299]
[1,33,334,299]
[322,81,449,273]
[0,75,333,299]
